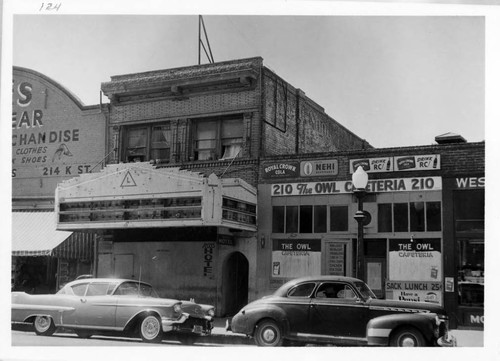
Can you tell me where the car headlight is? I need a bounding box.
[208,308,215,317]
[174,303,182,314]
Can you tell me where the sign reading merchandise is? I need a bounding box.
[272,239,321,278]
[387,238,443,305]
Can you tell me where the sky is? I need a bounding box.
[8,12,486,148]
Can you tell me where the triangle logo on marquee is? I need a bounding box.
[120,171,137,188]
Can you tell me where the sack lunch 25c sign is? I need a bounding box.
[272,177,442,196]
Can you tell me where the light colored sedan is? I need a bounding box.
[12,278,197,343]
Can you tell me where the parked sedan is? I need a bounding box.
[229,276,456,347]
[12,278,214,343]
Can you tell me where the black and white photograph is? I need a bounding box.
[1,0,499,360]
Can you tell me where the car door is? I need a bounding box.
[279,282,316,335]
[74,282,118,329]
[309,282,369,339]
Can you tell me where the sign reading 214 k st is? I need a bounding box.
[12,69,105,197]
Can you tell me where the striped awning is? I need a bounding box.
[12,211,95,259]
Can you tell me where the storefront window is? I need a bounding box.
[458,239,484,307]
[378,204,392,232]
[314,206,327,233]
[394,203,409,232]
[379,202,441,233]
[300,206,313,233]
[272,206,285,233]
[410,202,425,232]
[330,206,348,232]
[286,206,299,233]
[426,202,442,231]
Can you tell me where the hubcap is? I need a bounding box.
[401,335,416,347]
[142,317,160,339]
[35,316,50,332]
[262,327,277,343]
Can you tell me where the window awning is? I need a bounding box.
[12,211,95,259]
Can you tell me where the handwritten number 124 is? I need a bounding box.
[39,3,61,11]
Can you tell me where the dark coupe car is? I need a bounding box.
[229,276,456,347]
[12,278,214,343]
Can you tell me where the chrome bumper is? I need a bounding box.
[162,313,189,332]
[437,334,457,347]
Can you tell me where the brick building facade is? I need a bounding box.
[257,140,484,329]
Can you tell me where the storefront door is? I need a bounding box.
[114,254,135,279]
[365,258,386,298]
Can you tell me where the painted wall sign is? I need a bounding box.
[350,157,393,173]
[300,159,338,177]
[394,154,440,171]
[272,239,321,278]
[455,177,485,189]
[388,239,442,282]
[262,161,300,179]
[350,155,440,173]
[271,177,442,196]
[12,69,105,197]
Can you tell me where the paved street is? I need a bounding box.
[11,320,484,347]
[11,329,250,347]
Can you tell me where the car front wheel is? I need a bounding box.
[33,316,56,336]
[390,327,426,347]
[254,320,283,347]
[139,315,162,343]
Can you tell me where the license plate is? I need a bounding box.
[193,325,203,334]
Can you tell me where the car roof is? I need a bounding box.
[285,275,362,284]
[65,278,152,287]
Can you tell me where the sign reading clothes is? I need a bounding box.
[272,239,321,278]
[387,238,443,305]
[12,68,105,198]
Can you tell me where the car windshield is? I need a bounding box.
[354,281,377,299]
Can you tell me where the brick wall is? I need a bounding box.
[261,68,369,157]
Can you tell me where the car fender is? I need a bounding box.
[237,305,290,337]
[366,312,438,346]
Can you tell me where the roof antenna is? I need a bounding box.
[198,15,214,64]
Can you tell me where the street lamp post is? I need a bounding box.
[352,166,369,280]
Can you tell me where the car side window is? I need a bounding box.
[316,283,357,299]
[287,282,316,298]
[86,283,112,296]
[114,282,139,296]
[71,283,88,296]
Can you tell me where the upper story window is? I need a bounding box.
[378,201,442,233]
[194,116,244,161]
[124,123,171,162]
